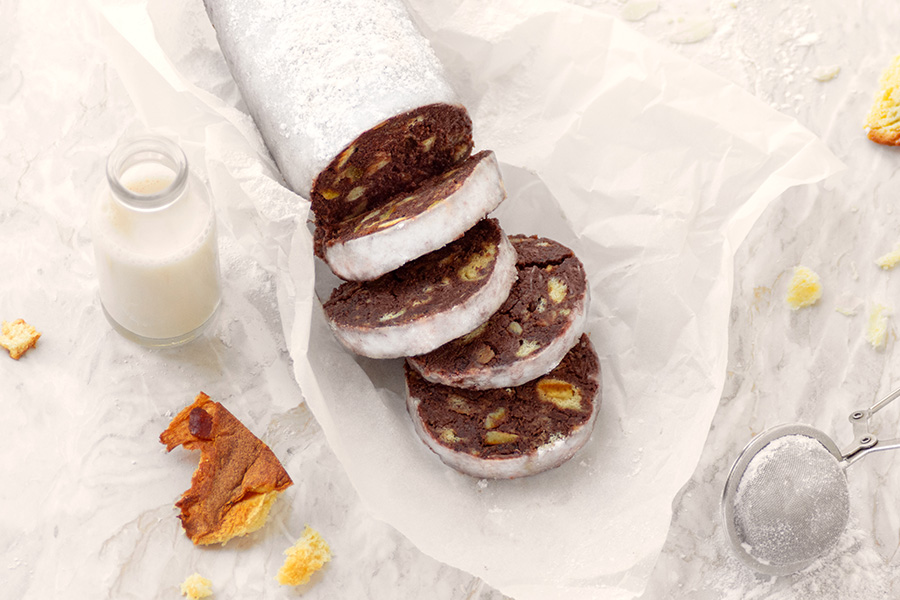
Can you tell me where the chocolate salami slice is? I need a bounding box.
[312,104,474,231]
[407,235,589,389]
[322,151,505,281]
[322,219,517,359]
[203,0,467,200]
[406,334,601,479]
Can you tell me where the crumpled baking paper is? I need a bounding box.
[96,0,842,597]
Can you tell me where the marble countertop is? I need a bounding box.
[3,0,899,598]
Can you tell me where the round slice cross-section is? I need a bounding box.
[407,235,589,389]
[312,103,473,240]
[323,218,517,359]
[323,151,505,281]
[406,334,601,479]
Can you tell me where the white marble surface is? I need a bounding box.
[2,0,900,599]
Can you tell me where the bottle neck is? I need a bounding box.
[106,134,189,212]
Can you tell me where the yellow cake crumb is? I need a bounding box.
[0,319,41,360]
[276,526,331,586]
[785,266,823,310]
[866,303,891,349]
[180,573,212,599]
[866,54,900,145]
[875,243,900,270]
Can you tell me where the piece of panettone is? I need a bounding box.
[276,526,332,586]
[160,392,293,545]
[866,54,900,145]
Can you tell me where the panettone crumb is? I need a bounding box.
[0,319,41,360]
[866,303,891,349]
[276,526,332,586]
[785,265,822,310]
[866,54,900,145]
[180,573,213,599]
[875,243,900,270]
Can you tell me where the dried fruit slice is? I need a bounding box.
[322,151,505,281]
[406,335,601,479]
[407,235,589,389]
[160,393,293,545]
[323,218,517,359]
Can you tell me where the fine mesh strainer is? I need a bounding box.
[721,387,900,575]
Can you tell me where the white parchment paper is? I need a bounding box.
[96,0,842,597]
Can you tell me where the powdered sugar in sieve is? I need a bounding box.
[722,387,900,575]
[722,424,849,575]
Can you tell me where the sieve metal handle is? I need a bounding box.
[842,387,900,466]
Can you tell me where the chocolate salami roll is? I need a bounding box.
[322,219,517,359]
[203,0,465,199]
[407,235,589,389]
[406,334,601,479]
[204,0,506,276]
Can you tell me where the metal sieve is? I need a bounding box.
[721,387,900,575]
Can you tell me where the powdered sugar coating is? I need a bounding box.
[203,0,458,196]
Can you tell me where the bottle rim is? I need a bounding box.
[106,133,189,212]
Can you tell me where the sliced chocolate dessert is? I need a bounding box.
[406,334,601,479]
[323,218,517,359]
[322,151,505,281]
[407,235,589,389]
[311,103,474,228]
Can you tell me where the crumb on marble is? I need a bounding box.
[276,526,331,586]
[875,243,900,270]
[865,54,900,146]
[180,573,212,599]
[866,303,891,349]
[812,65,841,82]
[0,319,41,359]
[620,0,659,22]
[785,265,822,310]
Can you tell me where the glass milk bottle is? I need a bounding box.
[91,134,221,346]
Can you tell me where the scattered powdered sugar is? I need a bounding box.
[620,0,659,22]
[834,292,863,316]
[566,0,833,116]
[668,15,716,44]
